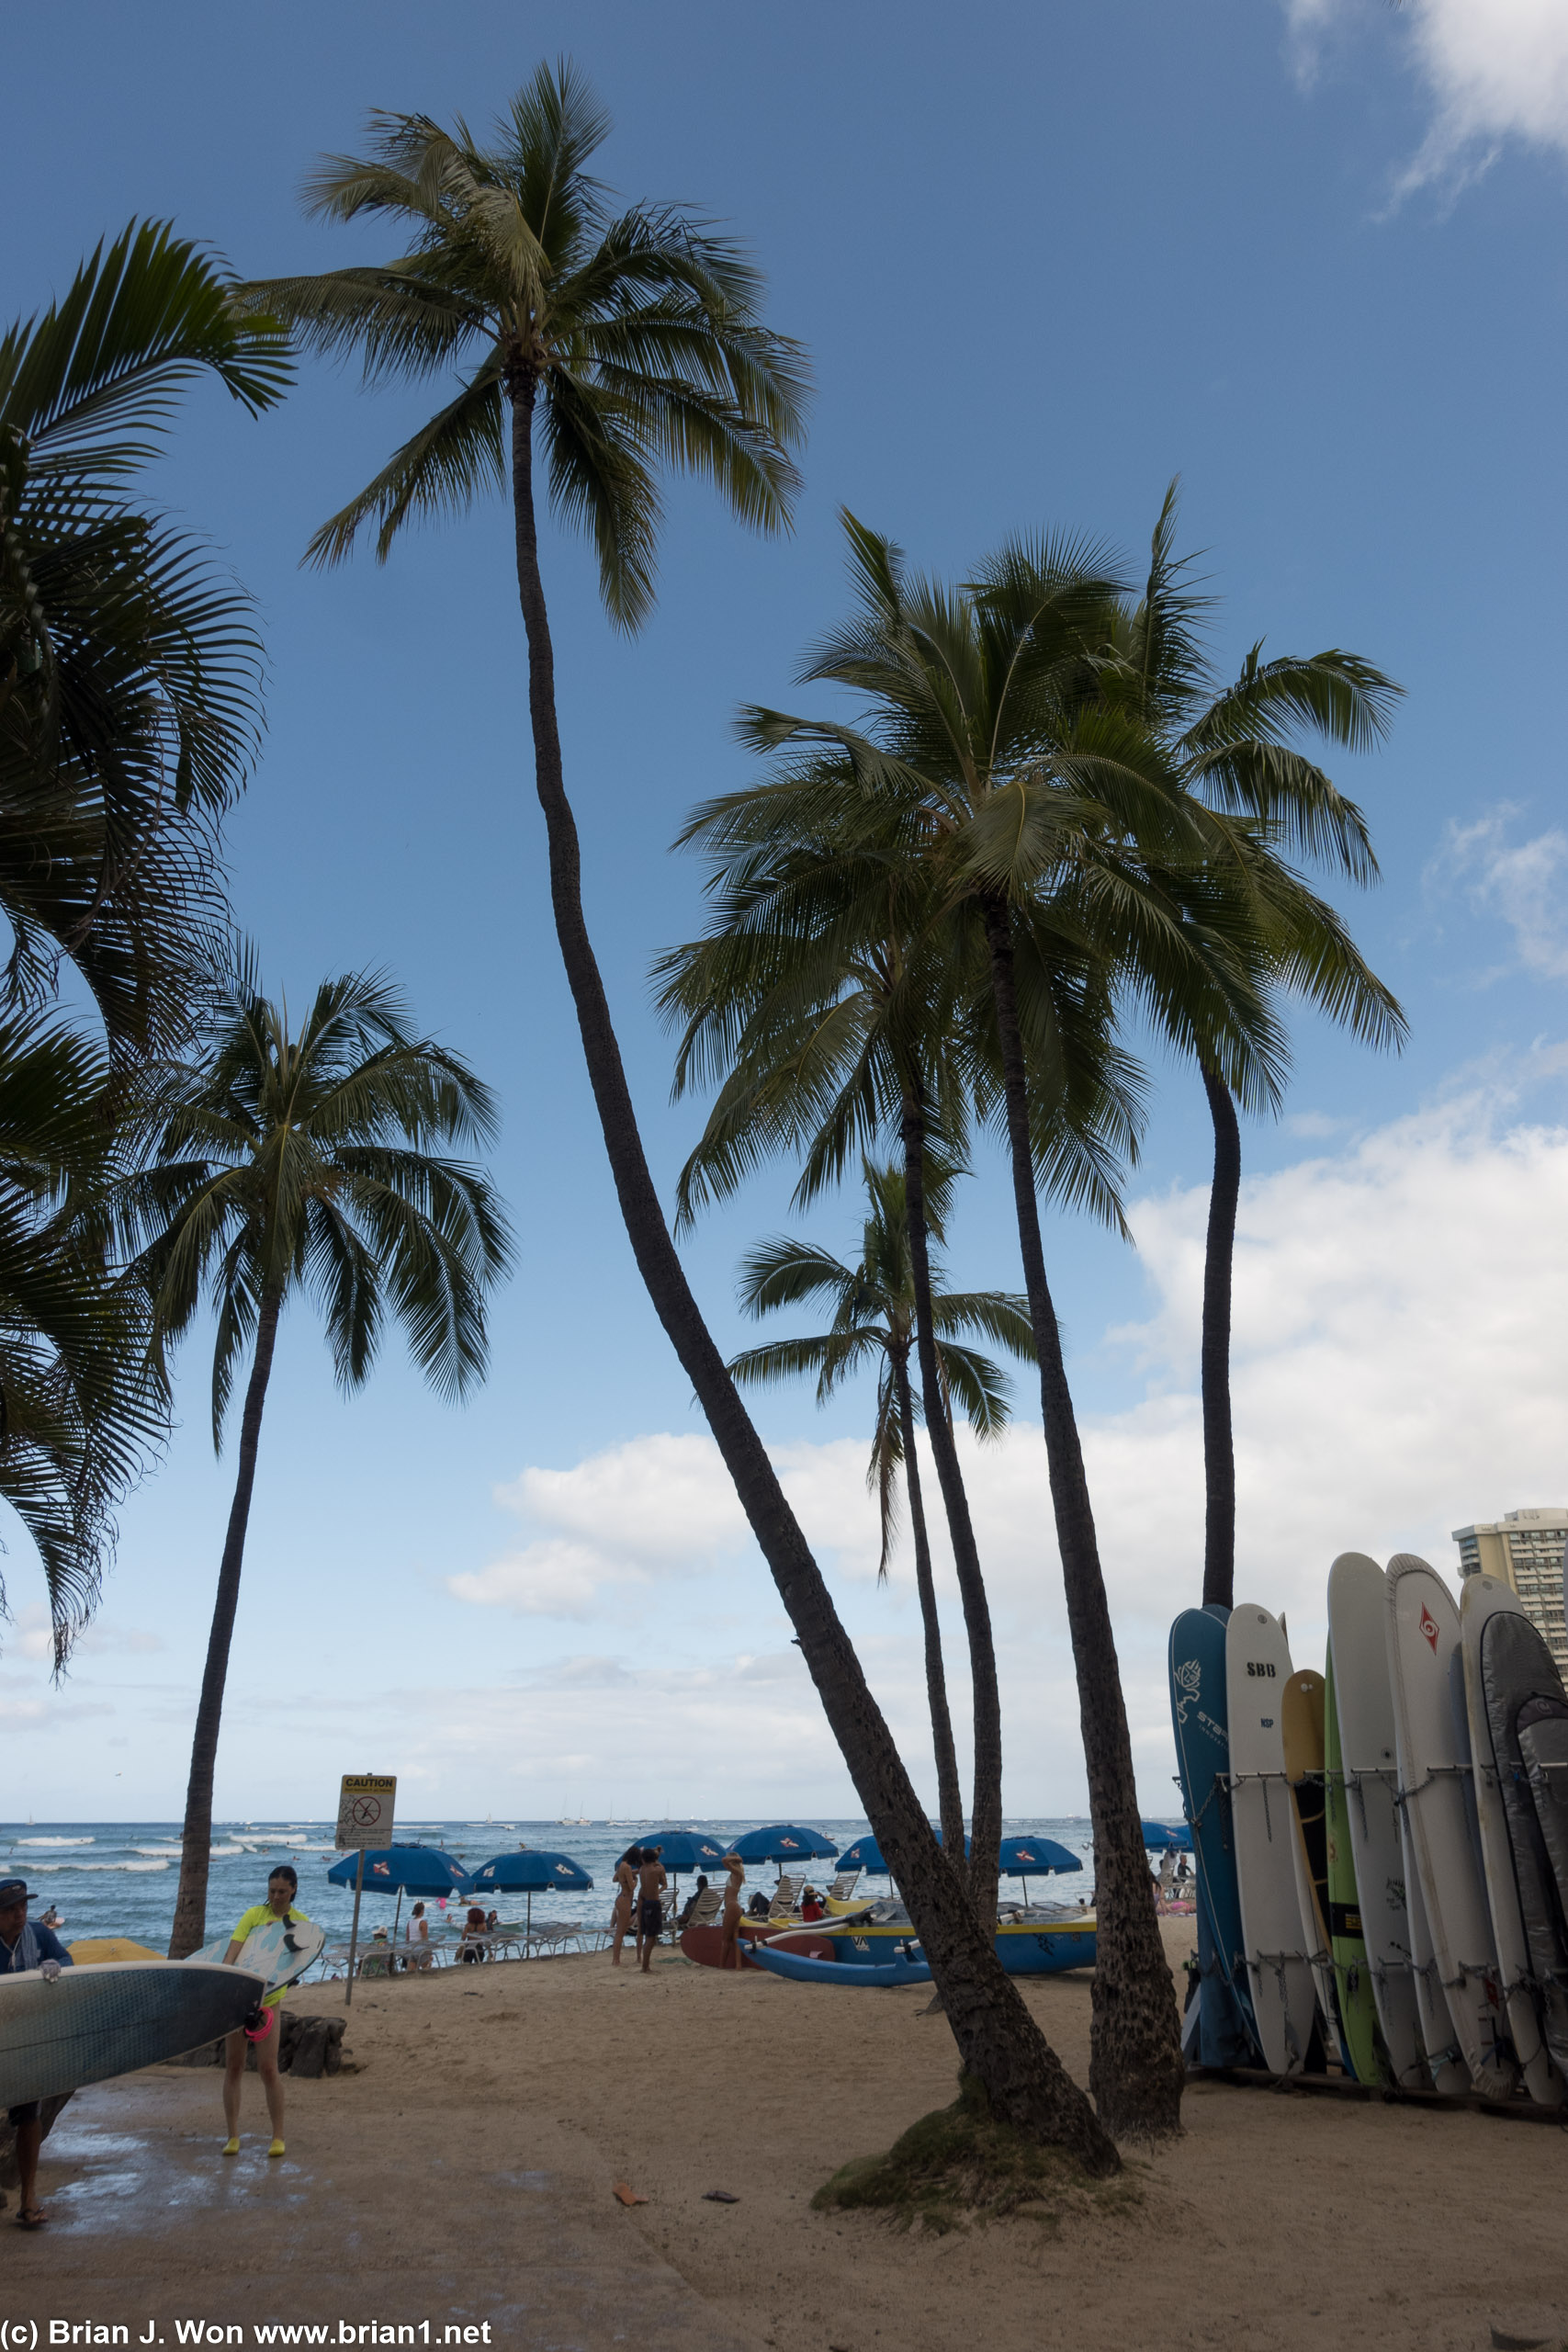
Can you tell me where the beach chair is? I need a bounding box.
[682,1886,722,1932]
[825,1870,861,1904]
[764,1874,803,1924]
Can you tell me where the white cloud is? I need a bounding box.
[1284,0,1568,198]
[1429,805,1568,980]
[432,1088,1568,1812]
[11,1605,164,1662]
[450,1430,880,1619]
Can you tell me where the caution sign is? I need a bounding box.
[335,1773,397,1851]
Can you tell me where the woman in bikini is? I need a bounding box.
[609,1847,639,1967]
[718,1853,746,1972]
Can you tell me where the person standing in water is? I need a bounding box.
[221,1864,309,2158]
[636,1846,668,1973]
[718,1853,746,1972]
[609,1847,639,1967]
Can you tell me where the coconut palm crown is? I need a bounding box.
[1,221,289,1052]
[240,62,807,622]
[120,956,513,1952]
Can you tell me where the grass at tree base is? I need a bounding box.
[811,2072,1145,2234]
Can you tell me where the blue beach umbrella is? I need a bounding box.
[326,1844,472,1957]
[327,1845,471,1896]
[630,1829,731,1876]
[468,1848,594,1939]
[998,1836,1082,1876]
[998,1836,1084,1904]
[1140,1821,1193,1854]
[728,1824,838,1874]
[834,1827,969,1876]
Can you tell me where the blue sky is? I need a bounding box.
[5,0,1567,1827]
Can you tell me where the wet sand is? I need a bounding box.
[11,1922,1565,2352]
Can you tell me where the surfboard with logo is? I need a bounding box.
[1322,1647,1383,2084]
[1386,1554,1515,2098]
[1226,1604,1317,2075]
[1169,1606,1258,2065]
[1469,1589,1568,2088]
[1326,1552,1425,2088]
[1461,1575,1563,2104]
[188,1913,325,1995]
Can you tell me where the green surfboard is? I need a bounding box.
[1325,1647,1386,2085]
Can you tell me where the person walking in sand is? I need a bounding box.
[221,1864,309,2160]
[718,1853,746,1973]
[609,1847,639,1966]
[636,1846,668,1973]
[2,1877,73,2228]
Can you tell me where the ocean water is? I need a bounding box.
[0,1815,1098,1972]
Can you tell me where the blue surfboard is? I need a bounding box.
[1170,1605,1260,2066]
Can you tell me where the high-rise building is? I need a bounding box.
[1452,1507,1568,1672]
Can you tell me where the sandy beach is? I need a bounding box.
[11,1922,1565,2352]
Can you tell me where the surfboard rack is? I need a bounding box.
[1190,2064,1568,2127]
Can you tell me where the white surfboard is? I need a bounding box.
[1226,1603,1318,2075]
[1386,1555,1516,2098]
[1326,1553,1427,2088]
[1461,1575,1564,2105]
[0,1960,266,2109]
[188,1913,325,1993]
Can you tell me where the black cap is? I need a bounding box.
[0,1879,29,1905]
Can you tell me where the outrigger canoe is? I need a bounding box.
[751,1939,931,1988]
[683,1902,1097,1976]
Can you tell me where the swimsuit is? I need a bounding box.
[638,1896,663,1937]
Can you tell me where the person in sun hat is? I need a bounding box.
[220,1863,310,2162]
[0,1877,73,2229]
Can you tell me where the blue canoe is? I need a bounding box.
[750,1939,931,1988]
[995,1923,1097,1973]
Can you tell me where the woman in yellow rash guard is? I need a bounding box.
[221,1864,310,2157]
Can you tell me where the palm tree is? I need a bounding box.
[1094,488,1405,1608]
[0,1012,162,1664]
[119,960,512,1953]
[658,800,1136,1935]
[244,66,1121,2170]
[664,511,1280,2135]
[728,1153,1035,1868]
[1,221,289,1054]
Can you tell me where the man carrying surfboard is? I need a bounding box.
[1,1877,73,2228]
[221,1866,309,2159]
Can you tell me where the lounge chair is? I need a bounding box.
[682,1886,722,1931]
[825,1870,861,1904]
[763,1874,803,1924]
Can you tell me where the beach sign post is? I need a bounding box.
[336,1773,397,2005]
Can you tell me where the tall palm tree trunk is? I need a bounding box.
[899,1086,1002,1928]
[890,1343,967,1871]
[168,1287,282,1957]
[1199,1066,1240,1612]
[503,378,1115,2170]
[982,900,1183,2139]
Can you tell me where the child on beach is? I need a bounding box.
[222,1864,309,2160]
